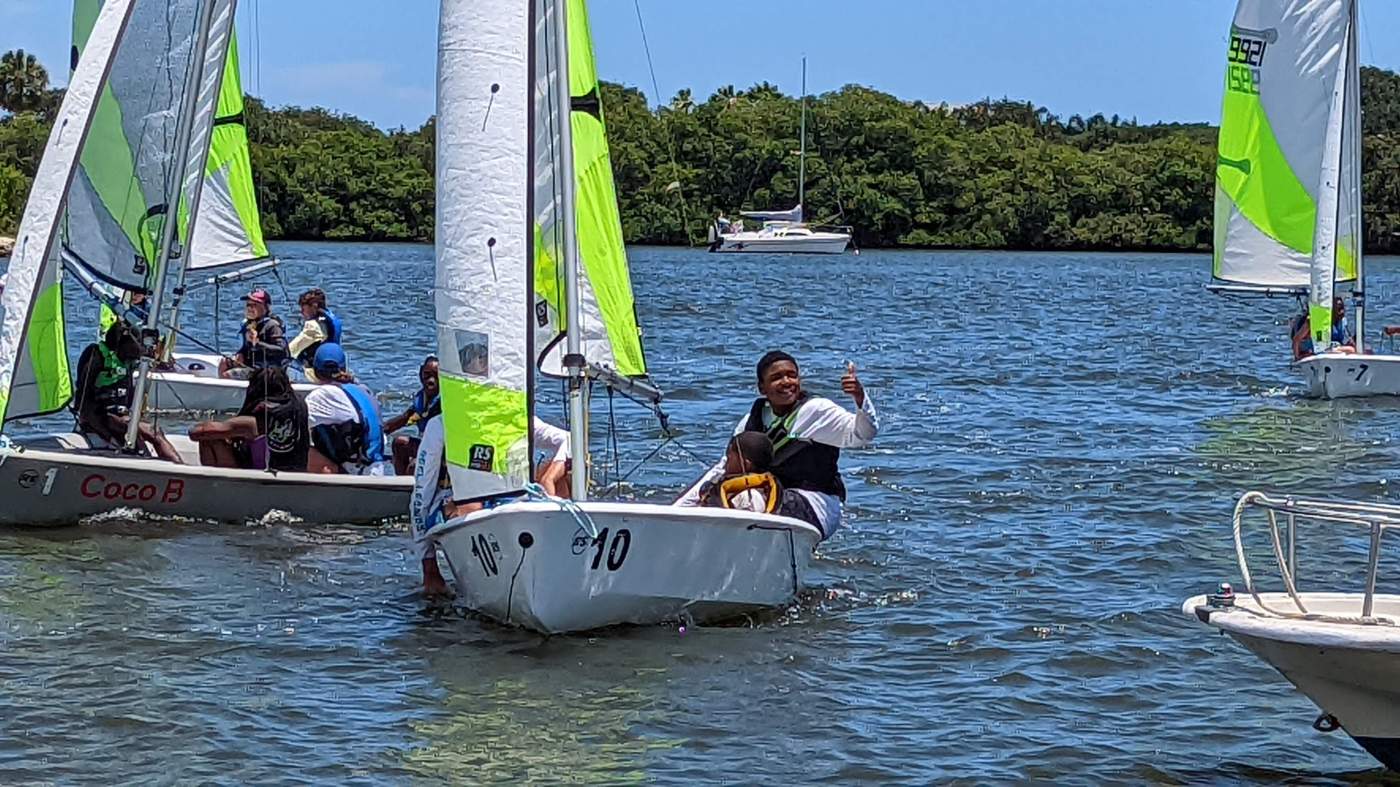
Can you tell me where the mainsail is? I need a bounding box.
[1212,0,1356,321]
[0,0,137,424]
[535,0,647,378]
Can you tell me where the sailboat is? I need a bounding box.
[425,0,823,634]
[707,58,852,255]
[67,0,316,414]
[1206,0,1398,398]
[0,0,410,527]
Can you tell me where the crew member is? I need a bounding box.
[287,288,343,378]
[383,355,441,475]
[677,351,878,538]
[304,343,390,475]
[219,288,289,378]
[72,321,183,463]
[189,366,309,471]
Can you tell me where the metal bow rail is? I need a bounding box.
[1232,491,1400,625]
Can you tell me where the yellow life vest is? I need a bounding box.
[718,472,780,514]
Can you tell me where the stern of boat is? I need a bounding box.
[1294,352,1400,399]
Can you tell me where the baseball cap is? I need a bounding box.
[240,288,272,306]
[313,343,348,377]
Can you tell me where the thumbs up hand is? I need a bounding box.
[841,361,865,408]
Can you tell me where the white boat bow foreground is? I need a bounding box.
[1295,351,1400,399]
[1,433,411,526]
[1184,492,1400,771]
[428,501,823,633]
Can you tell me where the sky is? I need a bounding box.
[6,1,1400,130]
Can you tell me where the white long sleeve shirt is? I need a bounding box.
[677,394,879,538]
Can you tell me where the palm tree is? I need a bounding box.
[715,84,739,110]
[0,49,50,114]
[668,88,694,114]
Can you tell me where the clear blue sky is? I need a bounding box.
[6,1,1400,130]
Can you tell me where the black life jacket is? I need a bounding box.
[744,395,846,500]
[238,315,290,369]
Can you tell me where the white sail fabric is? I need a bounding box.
[436,0,534,502]
[740,205,803,224]
[182,0,266,270]
[0,0,137,424]
[1213,0,1353,288]
[65,0,208,293]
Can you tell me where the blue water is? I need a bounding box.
[4,243,1400,783]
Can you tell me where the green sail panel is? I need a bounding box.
[435,0,534,501]
[534,0,648,379]
[1212,0,1353,288]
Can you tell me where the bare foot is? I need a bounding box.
[422,557,452,598]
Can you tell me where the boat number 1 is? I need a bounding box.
[471,534,499,577]
[589,528,631,571]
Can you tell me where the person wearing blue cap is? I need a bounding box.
[303,343,391,475]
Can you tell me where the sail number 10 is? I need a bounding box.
[589,528,631,571]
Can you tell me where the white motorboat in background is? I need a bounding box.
[708,58,852,255]
[1183,492,1400,771]
[426,0,823,634]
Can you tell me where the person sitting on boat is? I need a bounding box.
[304,343,392,476]
[218,288,290,379]
[406,413,574,596]
[384,355,441,475]
[189,366,310,471]
[287,288,343,379]
[697,431,780,513]
[72,321,184,464]
[677,351,878,538]
[1290,297,1357,360]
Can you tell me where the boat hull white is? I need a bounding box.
[428,501,823,633]
[0,434,411,526]
[146,353,318,413]
[711,232,849,254]
[1184,592,1400,770]
[1295,352,1400,399]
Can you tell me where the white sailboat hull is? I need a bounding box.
[1184,592,1400,770]
[712,230,850,254]
[1294,352,1400,399]
[0,433,410,527]
[428,501,823,633]
[146,352,318,413]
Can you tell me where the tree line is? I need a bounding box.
[7,47,1400,252]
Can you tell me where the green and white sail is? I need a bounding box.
[1212,0,1356,316]
[65,0,211,294]
[75,0,266,275]
[183,19,269,270]
[436,0,535,501]
[0,0,137,424]
[535,0,647,379]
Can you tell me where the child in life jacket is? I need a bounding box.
[699,431,780,513]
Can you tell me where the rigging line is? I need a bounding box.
[631,0,695,246]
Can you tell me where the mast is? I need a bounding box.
[1348,0,1365,350]
[552,0,588,500]
[798,56,806,218]
[124,0,224,450]
[162,5,236,363]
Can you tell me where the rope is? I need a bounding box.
[632,0,695,246]
[522,481,599,538]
